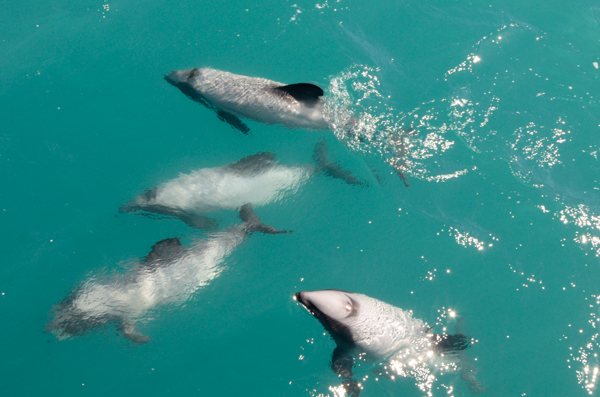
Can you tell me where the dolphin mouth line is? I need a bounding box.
[295,292,321,317]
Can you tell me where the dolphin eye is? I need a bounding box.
[343,296,358,317]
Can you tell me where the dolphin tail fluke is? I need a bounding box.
[342,380,361,397]
[386,128,413,187]
[312,140,364,186]
[118,322,150,344]
[434,333,470,353]
[394,167,410,187]
[239,204,291,235]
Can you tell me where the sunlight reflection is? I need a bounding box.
[442,226,489,251]
[556,204,600,256]
[569,293,600,393]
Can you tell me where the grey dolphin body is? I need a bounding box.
[296,290,479,396]
[120,148,364,229]
[119,152,310,230]
[165,67,330,133]
[45,205,289,344]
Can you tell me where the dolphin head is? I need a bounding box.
[45,293,107,339]
[119,187,158,213]
[296,289,361,343]
[164,68,200,86]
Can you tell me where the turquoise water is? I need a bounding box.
[2,0,600,395]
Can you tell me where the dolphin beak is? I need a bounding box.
[165,69,199,86]
[295,291,318,315]
[295,291,308,306]
[164,71,180,86]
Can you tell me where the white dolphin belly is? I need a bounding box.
[47,204,289,343]
[153,166,309,212]
[296,290,479,395]
[72,229,245,321]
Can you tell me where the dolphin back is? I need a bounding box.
[165,67,330,130]
[223,152,277,175]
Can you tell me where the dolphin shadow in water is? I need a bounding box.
[45,205,290,344]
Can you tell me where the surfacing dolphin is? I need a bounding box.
[295,290,483,396]
[120,145,363,229]
[45,205,289,344]
[165,67,330,133]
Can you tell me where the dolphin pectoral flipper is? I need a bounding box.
[332,347,361,396]
[118,321,150,344]
[239,203,291,235]
[128,203,219,231]
[153,205,219,230]
[176,212,219,230]
[274,83,324,105]
[331,346,354,378]
[216,109,251,134]
[313,140,364,186]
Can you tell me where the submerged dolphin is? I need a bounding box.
[120,147,363,229]
[165,67,330,133]
[296,290,482,396]
[45,205,289,343]
[120,152,309,229]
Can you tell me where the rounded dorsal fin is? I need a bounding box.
[143,237,183,265]
[273,83,324,104]
[225,152,277,174]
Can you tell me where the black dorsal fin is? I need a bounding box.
[225,153,276,174]
[274,83,324,105]
[143,237,183,265]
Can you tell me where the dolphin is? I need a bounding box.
[165,67,330,133]
[295,290,480,396]
[120,146,363,229]
[45,205,289,344]
[120,152,309,229]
